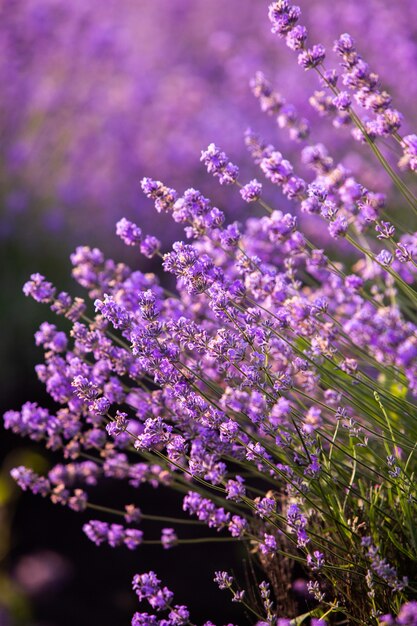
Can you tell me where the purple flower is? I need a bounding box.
[83,520,143,550]
[106,410,128,438]
[298,44,326,70]
[141,178,178,213]
[6,6,417,624]
[254,496,276,519]
[124,529,144,550]
[287,503,309,546]
[140,235,161,258]
[399,134,417,171]
[219,222,241,249]
[83,520,109,546]
[328,215,348,239]
[334,33,356,57]
[228,515,247,538]
[376,249,393,267]
[361,537,408,592]
[68,489,88,512]
[11,466,51,496]
[214,571,233,590]
[23,273,56,303]
[161,528,178,549]
[395,243,412,263]
[268,2,301,36]
[91,396,111,416]
[183,492,230,530]
[286,25,307,50]
[94,294,131,330]
[116,218,142,246]
[4,402,54,441]
[225,476,246,501]
[261,151,292,183]
[376,109,403,136]
[166,435,187,462]
[250,72,285,116]
[259,533,277,556]
[200,144,239,185]
[240,179,262,202]
[134,417,172,450]
[169,605,190,625]
[333,91,352,111]
[376,221,395,240]
[219,419,240,442]
[132,571,161,600]
[307,550,325,571]
[108,523,125,548]
[71,375,99,401]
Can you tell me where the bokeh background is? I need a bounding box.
[1,0,417,624]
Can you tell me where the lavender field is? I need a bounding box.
[2,1,417,624]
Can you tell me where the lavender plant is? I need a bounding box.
[4,1,417,624]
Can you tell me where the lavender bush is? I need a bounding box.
[4,1,417,624]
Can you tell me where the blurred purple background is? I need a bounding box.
[2,0,417,244]
[1,0,417,623]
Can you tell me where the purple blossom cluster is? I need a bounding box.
[4,1,417,625]
[131,572,201,626]
[11,466,87,512]
[83,520,143,550]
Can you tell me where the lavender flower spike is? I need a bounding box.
[200,143,239,185]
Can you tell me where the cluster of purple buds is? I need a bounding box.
[259,533,277,556]
[115,217,162,258]
[399,135,417,172]
[200,144,239,185]
[214,571,234,590]
[240,179,263,203]
[268,1,326,71]
[83,520,143,550]
[183,492,230,531]
[332,33,403,140]
[161,528,178,550]
[23,273,56,303]
[141,178,178,213]
[11,466,87,512]
[131,572,197,626]
[106,410,128,438]
[306,550,325,571]
[170,187,225,239]
[11,466,51,497]
[298,44,326,71]
[361,537,408,592]
[133,571,174,609]
[286,503,309,547]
